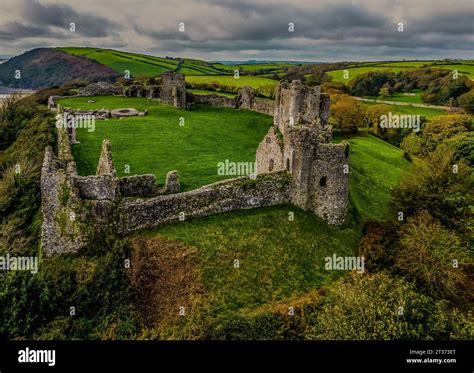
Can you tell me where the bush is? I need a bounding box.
[306,273,474,340]
[394,211,472,303]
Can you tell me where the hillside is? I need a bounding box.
[327,60,474,83]
[0,48,118,89]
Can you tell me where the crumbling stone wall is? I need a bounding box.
[116,173,291,233]
[186,92,236,108]
[187,86,274,115]
[77,82,122,96]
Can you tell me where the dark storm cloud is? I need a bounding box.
[0,0,121,40]
[0,21,62,40]
[22,0,121,37]
[0,0,472,60]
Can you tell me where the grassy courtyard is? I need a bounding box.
[57,96,273,190]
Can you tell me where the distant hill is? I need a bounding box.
[0,47,317,89]
[0,48,118,89]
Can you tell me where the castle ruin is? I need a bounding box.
[256,80,349,225]
[41,73,349,256]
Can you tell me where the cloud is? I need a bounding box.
[0,0,472,61]
[0,0,122,41]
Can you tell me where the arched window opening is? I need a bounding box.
[269,159,274,171]
[320,176,327,187]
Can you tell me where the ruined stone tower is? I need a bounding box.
[256,80,349,225]
[160,72,186,108]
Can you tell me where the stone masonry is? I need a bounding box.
[256,80,349,225]
[41,75,349,256]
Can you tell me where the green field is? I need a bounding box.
[57,96,273,190]
[362,101,446,119]
[366,89,424,104]
[327,60,474,83]
[57,47,229,77]
[57,47,301,80]
[185,75,278,96]
[188,89,236,98]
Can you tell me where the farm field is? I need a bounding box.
[327,60,474,83]
[361,101,446,119]
[57,47,229,77]
[365,89,424,104]
[56,47,303,80]
[57,96,273,191]
[185,75,278,97]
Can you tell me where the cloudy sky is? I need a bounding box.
[0,0,473,61]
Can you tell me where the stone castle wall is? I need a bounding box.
[256,80,349,225]
[187,87,274,115]
[42,75,349,256]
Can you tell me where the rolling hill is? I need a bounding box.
[0,48,118,89]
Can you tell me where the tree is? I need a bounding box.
[329,94,366,134]
[395,210,472,302]
[458,88,474,114]
[378,87,390,100]
[306,273,473,340]
[392,144,472,235]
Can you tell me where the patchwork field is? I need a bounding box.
[57,96,273,190]
[327,60,474,83]
[57,48,302,80]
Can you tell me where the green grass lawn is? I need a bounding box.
[344,135,411,222]
[145,205,362,314]
[57,96,272,190]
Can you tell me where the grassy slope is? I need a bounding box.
[145,205,362,314]
[57,96,272,190]
[57,47,296,79]
[344,135,410,222]
[136,135,408,326]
